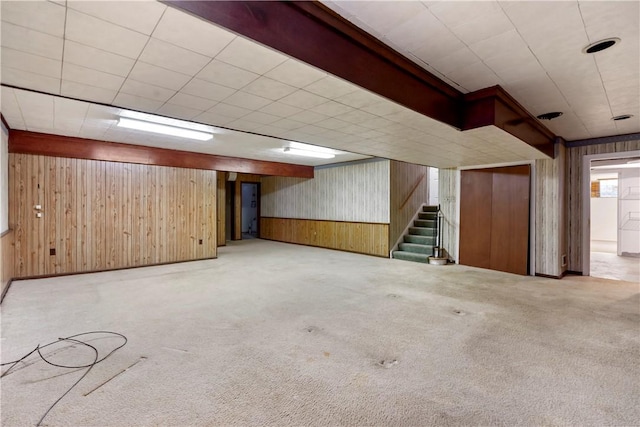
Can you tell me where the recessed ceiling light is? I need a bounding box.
[612,114,634,121]
[536,112,563,120]
[582,37,620,54]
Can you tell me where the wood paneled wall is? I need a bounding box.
[1,230,14,299]
[261,160,390,223]
[260,217,389,257]
[10,154,217,278]
[234,174,262,240]
[217,172,226,246]
[535,143,567,277]
[566,138,640,272]
[389,161,427,249]
[438,168,458,261]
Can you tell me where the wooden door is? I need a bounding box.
[460,165,531,275]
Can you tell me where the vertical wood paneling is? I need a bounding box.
[261,160,390,223]
[217,172,226,246]
[389,160,427,249]
[1,230,14,298]
[566,139,640,272]
[438,168,458,261]
[535,143,566,277]
[9,154,217,278]
[260,217,389,257]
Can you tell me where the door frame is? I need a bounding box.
[457,160,536,276]
[581,149,640,276]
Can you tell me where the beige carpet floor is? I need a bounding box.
[1,239,639,426]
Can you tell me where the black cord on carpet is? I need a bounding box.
[1,331,128,426]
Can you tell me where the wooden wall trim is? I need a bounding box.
[162,0,462,128]
[463,86,555,158]
[566,132,640,148]
[9,130,314,178]
[260,217,389,257]
[261,216,388,226]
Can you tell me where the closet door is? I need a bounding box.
[459,165,530,275]
[489,165,530,275]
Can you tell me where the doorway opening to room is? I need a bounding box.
[587,153,640,282]
[241,183,260,239]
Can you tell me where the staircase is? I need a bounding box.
[392,205,438,263]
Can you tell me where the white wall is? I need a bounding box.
[619,168,640,256]
[1,122,8,233]
[428,167,439,206]
[261,159,390,223]
[590,197,617,241]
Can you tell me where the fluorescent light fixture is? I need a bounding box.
[591,163,640,170]
[290,141,336,154]
[283,147,335,159]
[117,117,213,141]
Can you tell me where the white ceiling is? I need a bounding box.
[322,0,640,141]
[0,1,602,170]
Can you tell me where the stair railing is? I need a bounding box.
[434,204,443,258]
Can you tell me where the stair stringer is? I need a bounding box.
[389,203,429,258]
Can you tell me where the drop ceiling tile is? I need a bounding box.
[15,90,54,127]
[113,93,163,112]
[208,103,252,119]
[303,76,358,99]
[448,9,513,45]
[64,41,135,77]
[196,59,259,90]
[120,79,175,102]
[259,102,303,118]
[264,59,327,88]
[215,37,288,75]
[334,90,383,109]
[180,79,236,102]
[338,109,379,124]
[54,97,89,128]
[66,10,148,59]
[66,0,166,35]
[447,62,502,92]
[2,0,65,37]
[193,111,237,127]
[340,123,368,135]
[383,7,441,52]
[1,47,61,78]
[152,7,236,57]
[2,67,60,94]
[156,103,202,121]
[226,118,263,132]
[361,101,406,116]
[309,101,354,117]
[428,48,481,78]
[167,92,217,112]
[1,21,63,60]
[220,91,272,110]
[297,125,326,136]
[288,110,329,125]
[271,118,305,131]
[241,77,298,101]
[63,63,124,91]
[139,38,211,76]
[279,90,328,109]
[242,111,281,125]
[128,62,191,91]
[315,118,350,131]
[61,80,117,104]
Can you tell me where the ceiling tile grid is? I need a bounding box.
[1,0,571,169]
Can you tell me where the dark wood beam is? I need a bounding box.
[1,113,10,131]
[8,131,314,178]
[463,86,556,158]
[162,0,463,128]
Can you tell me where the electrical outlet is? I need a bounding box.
[50,248,56,256]
[561,254,567,266]
[36,212,43,218]
[199,239,203,245]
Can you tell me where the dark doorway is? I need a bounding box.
[241,183,260,239]
[459,165,531,275]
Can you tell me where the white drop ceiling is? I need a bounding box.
[0,1,636,170]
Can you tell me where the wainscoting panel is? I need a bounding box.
[389,161,428,249]
[1,230,13,299]
[10,154,217,278]
[261,160,390,223]
[567,138,640,272]
[260,217,389,257]
[217,172,226,246]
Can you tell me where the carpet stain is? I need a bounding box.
[453,309,467,316]
[323,352,330,357]
[377,359,398,368]
[84,356,146,397]
[162,347,189,353]
[387,294,401,298]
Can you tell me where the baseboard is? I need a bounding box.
[10,257,217,282]
[1,278,13,304]
[535,273,563,280]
